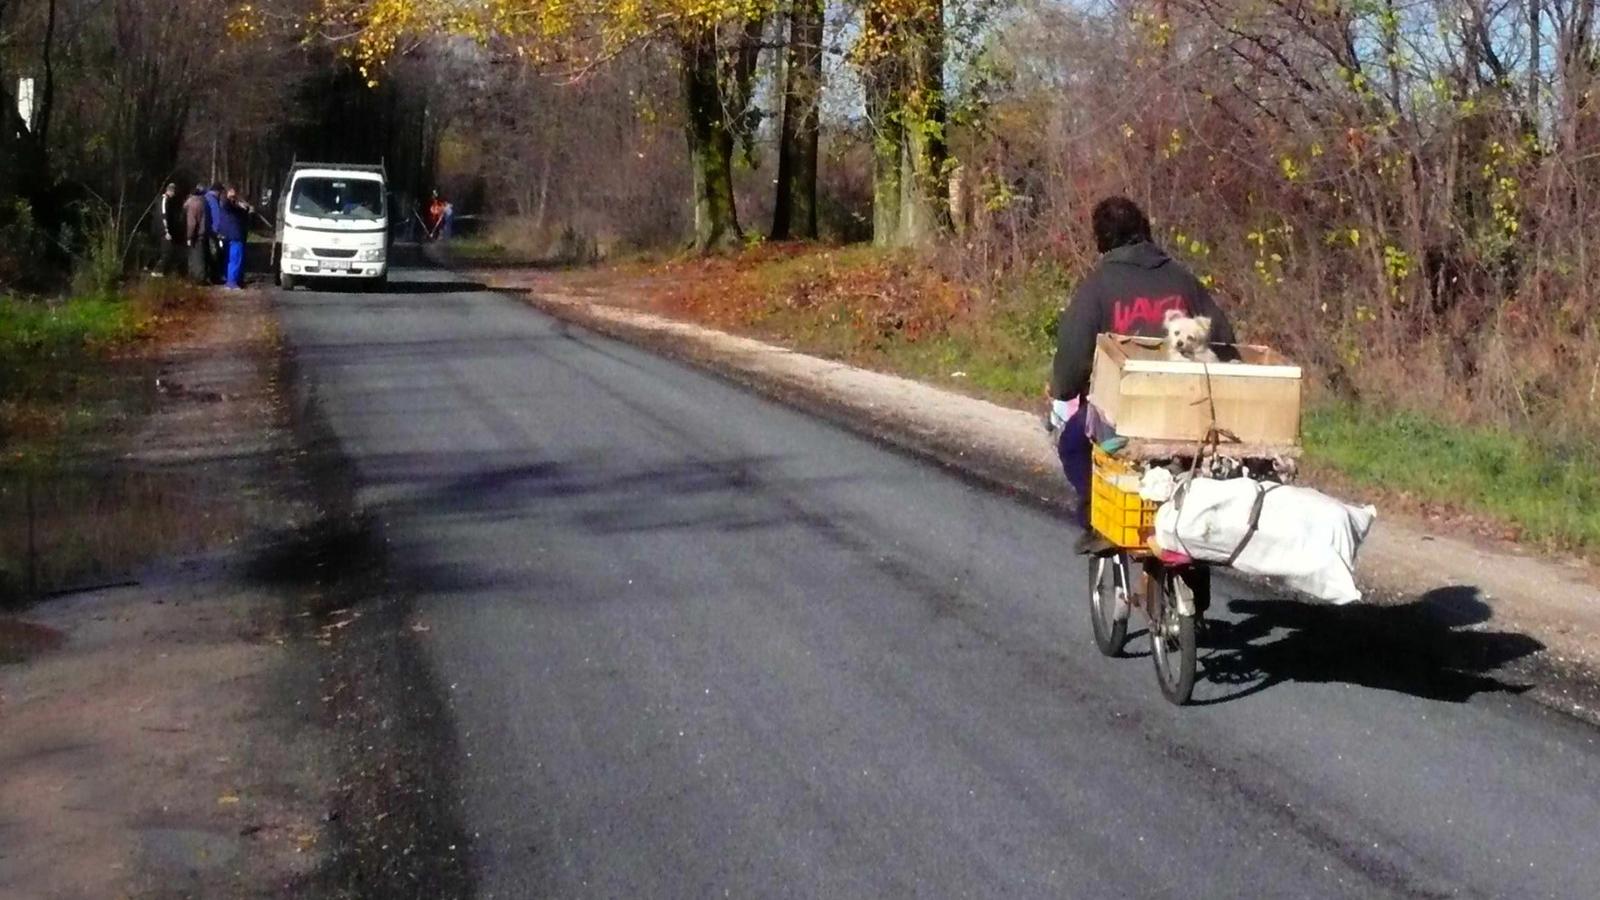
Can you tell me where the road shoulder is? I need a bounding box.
[0,290,331,897]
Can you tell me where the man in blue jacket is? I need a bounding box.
[218,186,253,289]
[204,183,225,283]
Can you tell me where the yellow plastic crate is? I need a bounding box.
[1090,446,1158,549]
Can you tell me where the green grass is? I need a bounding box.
[761,308,1051,404]
[0,295,146,349]
[882,342,1600,553]
[1,293,158,454]
[871,328,1050,401]
[2,293,161,599]
[438,237,514,264]
[1304,403,1600,551]
[745,244,884,287]
[1,293,152,413]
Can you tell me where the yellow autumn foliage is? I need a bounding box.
[302,0,779,72]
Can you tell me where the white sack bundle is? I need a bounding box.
[1154,478,1377,603]
[1139,467,1177,503]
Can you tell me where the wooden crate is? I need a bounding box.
[1088,334,1302,447]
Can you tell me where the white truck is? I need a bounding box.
[275,162,389,290]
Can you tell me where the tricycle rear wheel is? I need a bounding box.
[1148,566,1198,704]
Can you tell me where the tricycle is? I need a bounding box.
[1085,438,1300,705]
[1074,333,1309,704]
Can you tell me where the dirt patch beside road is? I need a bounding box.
[0,290,333,897]
[0,574,327,897]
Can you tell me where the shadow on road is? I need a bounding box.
[296,278,493,295]
[383,278,519,295]
[245,356,479,898]
[435,256,566,271]
[365,452,868,539]
[280,278,530,300]
[1192,586,1543,706]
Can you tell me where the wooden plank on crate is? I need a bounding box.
[1088,338,1129,425]
[1088,334,1303,445]
[1115,437,1302,461]
[1122,357,1302,378]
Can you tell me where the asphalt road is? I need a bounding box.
[275,268,1600,899]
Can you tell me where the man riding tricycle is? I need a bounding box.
[1049,198,1375,704]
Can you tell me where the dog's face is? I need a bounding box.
[1163,309,1213,358]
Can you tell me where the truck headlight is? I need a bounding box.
[357,248,385,261]
[285,245,310,259]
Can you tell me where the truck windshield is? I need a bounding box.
[289,176,385,220]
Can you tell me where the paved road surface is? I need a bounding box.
[275,269,1600,898]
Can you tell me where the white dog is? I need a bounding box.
[1162,308,1220,363]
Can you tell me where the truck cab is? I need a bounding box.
[275,163,389,290]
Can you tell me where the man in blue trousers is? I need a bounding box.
[218,186,253,289]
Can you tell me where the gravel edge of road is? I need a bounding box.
[503,286,1600,725]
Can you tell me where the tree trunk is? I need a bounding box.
[681,28,741,252]
[772,0,823,240]
[0,0,55,216]
[38,0,57,148]
[891,0,952,247]
[533,155,551,232]
[864,1,903,248]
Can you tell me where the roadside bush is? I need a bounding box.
[815,134,875,244]
[69,203,128,299]
[468,218,608,264]
[0,201,51,293]
[933,0,1600,446]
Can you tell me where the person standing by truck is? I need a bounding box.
[204,183,225,283]
[218,186,252,289]
[425,190,446,240]
[152,183,185,277]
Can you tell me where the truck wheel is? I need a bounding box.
[280,273,297,291]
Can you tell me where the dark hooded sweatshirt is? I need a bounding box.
[1049,240,1238,401]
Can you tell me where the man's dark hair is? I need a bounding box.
[1091,196,1152,254]
[211,182,223,192]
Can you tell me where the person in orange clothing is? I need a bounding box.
[425,190,446,240]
